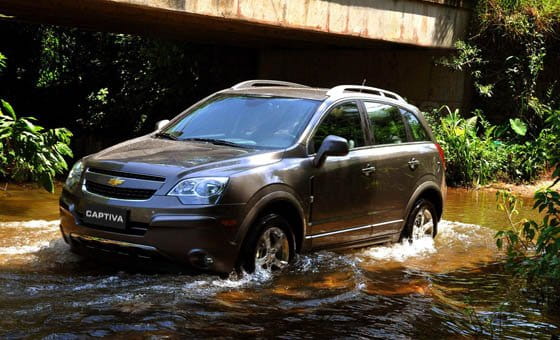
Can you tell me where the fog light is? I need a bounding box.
[188,249,215,269]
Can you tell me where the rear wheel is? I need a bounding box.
[401,199,438,242]
[240,213,294,273]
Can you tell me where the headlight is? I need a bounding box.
[168,177,229,204]
[65,160,84,190]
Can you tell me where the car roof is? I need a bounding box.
[221,81,419,113]
[222,87,329,100]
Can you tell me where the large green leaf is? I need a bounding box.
[20,118,43,133]
[55,143,73,157]
[510,118,527,136]
[1,100,16,120]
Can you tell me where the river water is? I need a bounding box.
[0,185,558,338]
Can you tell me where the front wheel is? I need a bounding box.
[401,199,438,242]
[240,214,294,273]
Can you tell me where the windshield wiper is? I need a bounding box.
[182,137,252,149]
[155,132,179,140]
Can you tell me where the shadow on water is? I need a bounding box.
[0,187,559,338]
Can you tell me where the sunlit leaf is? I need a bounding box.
[1,100,16,120]
[509,118,527,136]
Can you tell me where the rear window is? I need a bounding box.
[401,110,430,142]
[364,102,407,145]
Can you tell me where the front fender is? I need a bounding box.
[233,184,307,252]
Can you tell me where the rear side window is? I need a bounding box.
[312,102,365,152]
[364,102,407,145]
[401,110,430,142]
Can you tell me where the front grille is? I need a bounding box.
[88,167,165,182]
[85,181,156,200]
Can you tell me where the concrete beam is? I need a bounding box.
[0,0,470,48]
[259,48,469,111]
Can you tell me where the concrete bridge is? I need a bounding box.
[0,0,472,109]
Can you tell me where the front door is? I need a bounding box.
[308,101,376,248]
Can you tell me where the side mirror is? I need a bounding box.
[313,135,349,167]
[155,119,170,131]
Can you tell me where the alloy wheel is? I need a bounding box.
[254,226,290,271]
[411,207,434,240]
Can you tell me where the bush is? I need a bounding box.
[427,106,506,187]
[439,0,560,136]
[427,105,555,186]
[501,142,546,183]
[495,108,560,310]
[0,52,73,192]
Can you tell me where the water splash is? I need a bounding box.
[360,237,436,262]
[357,220,493,263]
[0,242,52,255]
[0,220,59,229]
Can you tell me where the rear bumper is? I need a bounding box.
[59,191,246,274]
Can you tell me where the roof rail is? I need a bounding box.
[231,80,309,90]
[326,85,405,102]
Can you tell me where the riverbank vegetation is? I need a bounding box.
[426,105,556,187]
[0,52,73,192]
[438,0,560,319]
[0,22,255,192]
[493,104,560,311]
[433,0,560,187]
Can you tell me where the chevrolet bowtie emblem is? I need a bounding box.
[107,178,125,187]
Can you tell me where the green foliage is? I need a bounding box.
[509,118,527,136]
[439,41,493,98]
[0,103,73,192]
[437,0,559,186]
[495,184,560,309]
[0,52,73,192]
[427,106,505,187]
[427,105,553,186]
[0,53,5,71]
[477,0,560,34]
[495,108,560,310]
[440,0,560,135]
[501,141,546,182]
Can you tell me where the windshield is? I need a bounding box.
[161,94,321,149]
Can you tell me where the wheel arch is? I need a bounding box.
[234,184,307,260]
[399,181,444,235]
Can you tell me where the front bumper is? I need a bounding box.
[59,189,246,274]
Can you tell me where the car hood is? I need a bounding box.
[87,135,282,177]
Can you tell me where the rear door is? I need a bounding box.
[361,101,428,235]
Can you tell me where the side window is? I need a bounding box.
[402,110,429,141]
[364,102,407,145]
[312,102,365,152]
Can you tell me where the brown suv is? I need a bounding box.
[60,80,446,275]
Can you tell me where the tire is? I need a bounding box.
[240,213,295,274]
[401,198,438,242]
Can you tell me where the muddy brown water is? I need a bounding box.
[0,186,558,338]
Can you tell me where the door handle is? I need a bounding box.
[408,158,420,170]
[361,164,376,176]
